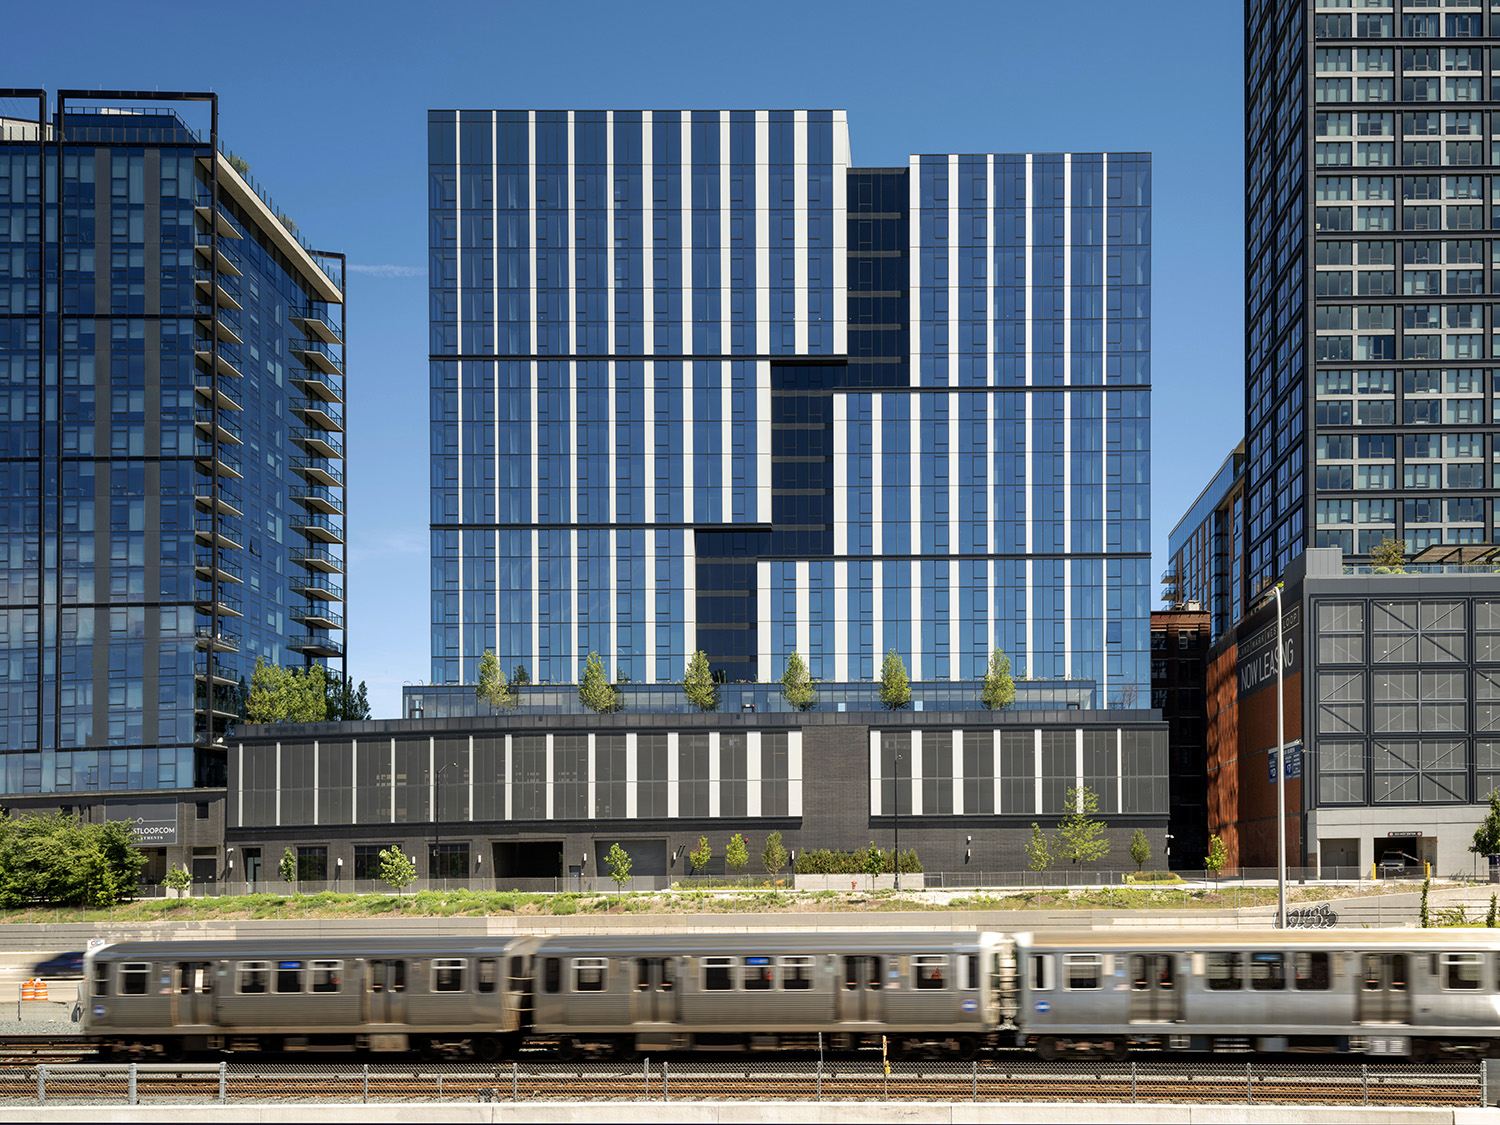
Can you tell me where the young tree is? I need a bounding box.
[1420,874,1431,928]
[725,833,749,877]
[326,674,372,720]
[762,831,788,880]
[512,664,530,686]
[682,650,720,712]
[1370,533,1407,572]
[1129,828,1151,873]
[781,650,818,711]
[162,865,192,893]
[279,846,297,886]
[1055,785,1110,867]
[981,646,1017,710]
[1024,822,1051,904]
[879,649,911,710]
[863,840,886,880]
[1472,790,1500,858]
[689,835,712,876]
[378,846,416,900]
[1205,834,1228,886]
[606,841,633,894]
[578,651,621,714]
[476,648,518,712]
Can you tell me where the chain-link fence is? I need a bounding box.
[0,1058,1483,1107]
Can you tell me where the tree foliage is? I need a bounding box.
[689,834,712,875]
[1024,823,1051,876]
[682,650,720,712]
[879,649,911,710]
[326,674,371,721]
[1205,835,1228,880]
[279,847,297,885]
[0,813,146,907]
[1130,828,1151,872]
[476,649,518,712]
[1472,791,1500,857]
[379,846,416,896]
[512,664,530,686]
[794,847,922,875]
[246,658,328,723]
[981,647,1017,710]
[162,865,192,892]
[725,833,749,875]
[762,831,788,879]
[1370,533,1407,572]
[606,842,633,892]
[578,652,622,714]
[1055,786,1110,866]
[780,651,818,711]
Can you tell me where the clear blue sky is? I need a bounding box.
[11,0,1246,718]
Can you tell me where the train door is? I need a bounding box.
[633,958,678,1024]
[367,959,408,1025]
[1358,953,1411,1023]
[175,961,214,1025]
[840,955,883,1023]
[1128,954,1181,1023]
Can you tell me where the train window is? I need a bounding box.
[779,956,814,990]
[743,957,774,991]
[961,954,979,991]
[543,958,561,994]
[433,959,467,993]
[275,961,304,994]
[477,959,497,994]
[1205,952,1243,991]
[307,961,341,994]
[914,955,950,990]
[1029,954,1055,991]
[92,962,109,997]
[1250,953,1286,991]
[118,963,150,996]
[572,958,608,992]
[237,962,269,995]
[1442,953,1484,990]
[1063,954,1101,991]
[1295,952,1331,991]
[703,957,736,991]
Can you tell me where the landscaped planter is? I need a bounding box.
[792,874,925,892]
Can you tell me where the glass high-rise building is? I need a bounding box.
[0,91,346,799]
[1246,2,1500,600]
[428,110,1149,700]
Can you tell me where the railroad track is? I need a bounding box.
[0,1059,1478,1106]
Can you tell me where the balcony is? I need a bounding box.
[290,303,343,345]
[196,583,244,617]
[290,511,344,544]
[194,480,244,518]
[289,572,343,601]
[290,334,344,377]
[193,203,244,239]
[193,658,238,686]
[194,373,243,412]
[194,514,244,551]
[288,634,344,658]
[194,337,244,378]
[291,485,344,515]
[291,545,344,573]
[194,304,244,345]
[292,397,343,433]
[194,625,240,653]
[291,456,344,488]
[195,553,243,584]
[195,443,244,479]
[291,605,344,631]
[193,267,243,311]
[290,368,343,404]
[194,232,243,277]
[195,682,242,719]
[291,426,343,459]
[194,408,244,445]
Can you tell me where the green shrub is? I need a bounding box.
[1125,871,1184,885]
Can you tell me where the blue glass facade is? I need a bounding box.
[428,110,1150,702]
[0,93,346,796]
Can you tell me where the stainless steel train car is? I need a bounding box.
[83,936,545,1060]
[528,931,1012,1057]
[1015,928,1500,1060]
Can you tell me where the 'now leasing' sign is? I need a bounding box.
[1237,602,1301,700]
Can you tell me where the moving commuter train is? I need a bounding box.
[78,928,1500,1061]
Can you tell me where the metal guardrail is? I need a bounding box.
[6,1059,1483,1107]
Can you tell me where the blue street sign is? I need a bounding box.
[1269,741,1303,782]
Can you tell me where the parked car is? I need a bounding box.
[1378,851,1421,877]
[32,951,84,978]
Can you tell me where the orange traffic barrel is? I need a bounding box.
[31,980,46,1000]
[19,980,34,1001]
